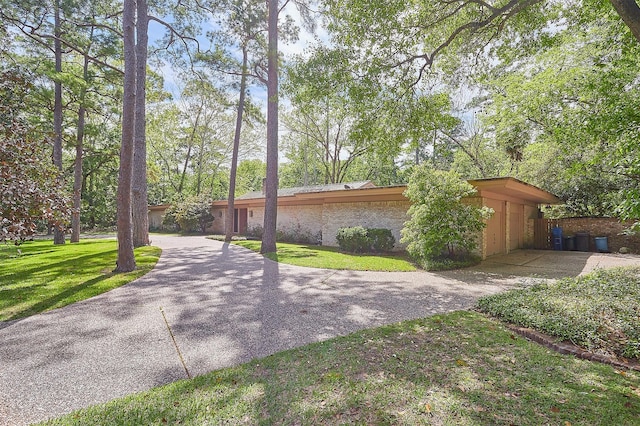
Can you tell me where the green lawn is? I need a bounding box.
[232,240,417,271]
[44,310,640,425]
[0,239,161,322]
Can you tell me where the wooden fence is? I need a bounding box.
[533,218,554,250]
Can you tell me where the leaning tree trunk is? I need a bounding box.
[115,0,137,272]
[225,47,249,242]
[53,0,65,245]
[610,0,640,43]
[261,0,279,254]
[132,0,149,247]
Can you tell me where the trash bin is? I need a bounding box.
[552,226,563,251]
[576,232,590,252]
[594,236,609,253]
[564,236,575,251]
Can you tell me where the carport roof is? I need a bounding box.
[468,177,561,205]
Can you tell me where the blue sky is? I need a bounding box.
[147,3,328,106]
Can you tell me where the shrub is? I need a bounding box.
[336,226,370,253]
[275,225,321,245]
[336,227,395,253]
[162,195,214,234]
[247,225,263,239]
[368,228,395,252]
[478,267,640,360]
[401,165,492,265]
[161,206,179,231]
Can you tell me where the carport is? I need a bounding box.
[468,178,561,259]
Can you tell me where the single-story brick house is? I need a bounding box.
[204,177,559,259]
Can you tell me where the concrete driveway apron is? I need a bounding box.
[2,236,636,425]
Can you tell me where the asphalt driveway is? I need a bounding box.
[1,236,638,425]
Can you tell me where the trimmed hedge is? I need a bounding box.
[336,227,395,253]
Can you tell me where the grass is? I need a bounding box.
[0,239,161,322]
[478,267,640,360]
[420,254,482,271]
[44,311,640,425]
[232,240,416,271]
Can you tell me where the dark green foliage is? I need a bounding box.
[401,166,491,266]
[336,226,396,253]
[336,226,370,253]
[478,267,640,360]
[246,225,263,240]
[162,196,214,234]
[367,228,395,252]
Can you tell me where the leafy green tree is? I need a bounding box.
[401,166,491,266]
[324,1,640,81]
[283,48,370,185]
[475,4,640,216]
[0,69,71,243]
[146,79,247,204]
[283,44,460,186]
[235,159,266,196]
[198,0,268,242]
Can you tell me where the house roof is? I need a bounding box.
[148,204,171,211]
[236,181,376,200]
[468,177,561,205]
[210,177,560,208]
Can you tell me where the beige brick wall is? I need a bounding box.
[275,205,323,242]
[321,201,411,250]
[148,210,164,229]
[247,207,264,234]
[245,205,328,243]
[208,207,226,234]
[545,218,640,253]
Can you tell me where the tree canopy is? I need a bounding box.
[1,0,639,252]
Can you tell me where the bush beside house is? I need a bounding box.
[162,196,214,234]
[336,227,395,253]
[401,166,493,269]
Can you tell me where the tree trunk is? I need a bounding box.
[178,108,201,194]
[610,0,640,43]
[53,0,65,245]
[71,52,89,243]
[132,0,149,247]
[225,47,249,242]
[261,0,279,254]
[115,0,137,272]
